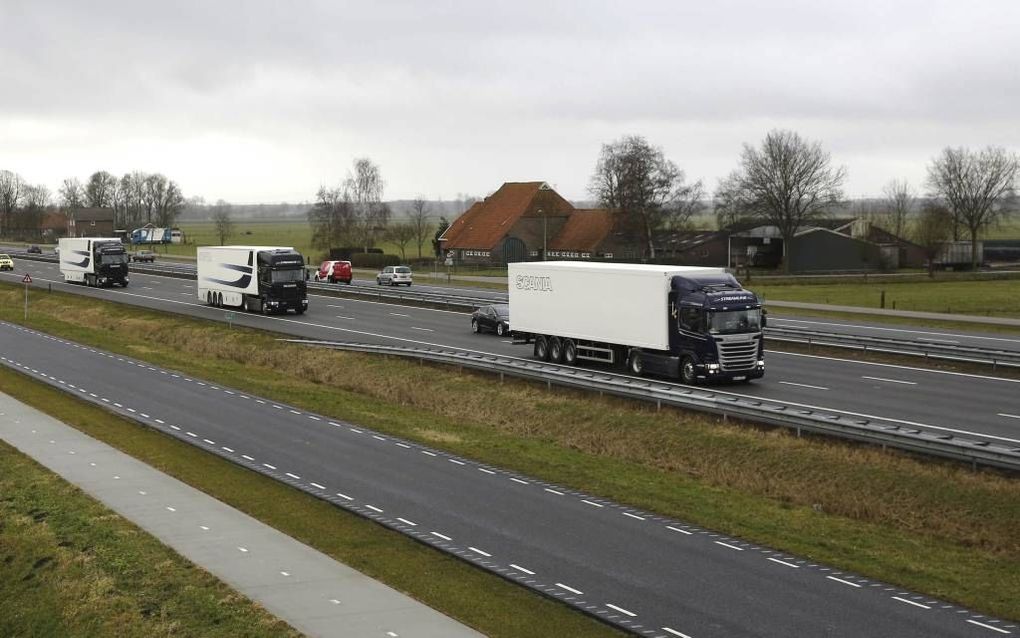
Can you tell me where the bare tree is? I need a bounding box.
[589,135,704,259]
[386,222,416,261]
[881,179,914,239]
[409,196,434,258]
[119,172,147,228]
[346,158,390,249]
[927,146,1019,270]
[85,170,118,208]
[59,177,86,210]
[0,170,24,236]
[714,129,846,273]
[308,186,355,254]
[15,184,50,240]
[913,201,954,278]
[212,200,234,245]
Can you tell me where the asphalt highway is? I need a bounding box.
[3,258,1019,448]
[1,322,1014,638]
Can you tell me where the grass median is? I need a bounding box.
[1,281,1019,624]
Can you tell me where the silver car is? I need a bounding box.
[377,265,413,286]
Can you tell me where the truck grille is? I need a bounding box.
[716,336,759,371]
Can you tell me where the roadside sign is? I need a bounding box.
[23,273,31,319]
[224,311,236,328]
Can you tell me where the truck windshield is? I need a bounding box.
[707,309,761,334]
[270,268,304,283]
[100,253,128,265]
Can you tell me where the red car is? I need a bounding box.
[315,260,352,284]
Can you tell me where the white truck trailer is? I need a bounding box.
[508,261,765,383]
[58,237,129,287]
[197,246,308,314]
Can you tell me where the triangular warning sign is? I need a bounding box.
[22,273,32,284]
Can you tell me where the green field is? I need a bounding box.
[1,280,1018,626]
[159,220,436,263]
[751,277,1020,317]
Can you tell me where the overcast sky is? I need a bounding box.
[2,0,1018,205]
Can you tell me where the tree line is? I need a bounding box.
[308,158,439,260]
[590,131,1018,272]
[0,169,187,239]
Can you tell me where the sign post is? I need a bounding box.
[22,273,32,320]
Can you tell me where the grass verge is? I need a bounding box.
[2,281,1019,623]
[0,437,299,638]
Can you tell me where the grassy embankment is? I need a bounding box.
[0,281,1018,625]
[0,438,300,637]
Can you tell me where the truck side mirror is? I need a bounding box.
[761,308,768,328]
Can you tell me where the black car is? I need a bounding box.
[471,304,510,336]
[27,245,42,254]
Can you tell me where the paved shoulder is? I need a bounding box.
[0,391,482,638]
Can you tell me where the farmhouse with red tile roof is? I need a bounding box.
[439,182,638,264]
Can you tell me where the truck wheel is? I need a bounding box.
[680,356,697,385]
[496,322,507,337]
[242,297,250,312]
[563,340,577,365]
[294,307,305,315]
[471,319,480,333]
[549,337,564,363]
[628,351,643,376]
[534,335,550,361]
[262,301,272,315]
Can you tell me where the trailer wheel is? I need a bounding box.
[563,340,577,365]
[680,356,697,385]
[628,350,643,376]
[549,337,564,363]
[206,291,212,305]
[534,335,550,361]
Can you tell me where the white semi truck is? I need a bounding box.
[508,261,765,383]
[58,237,129,287]
[197,246,308,314]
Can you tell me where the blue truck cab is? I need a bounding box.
[670,272,764,384]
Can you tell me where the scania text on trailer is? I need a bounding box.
[57,237,129,288]
[197,246,308,314]
[508,261,765,383]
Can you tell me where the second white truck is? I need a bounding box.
[508,261,765,383]
[197,246,308,314]
[58,237,129,287]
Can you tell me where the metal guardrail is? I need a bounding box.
[765,327,1020,370]
[11,250,1020,368]
[285,338,1020,472]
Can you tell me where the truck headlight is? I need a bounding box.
[707,363,720,371]
[757,360,765,367]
